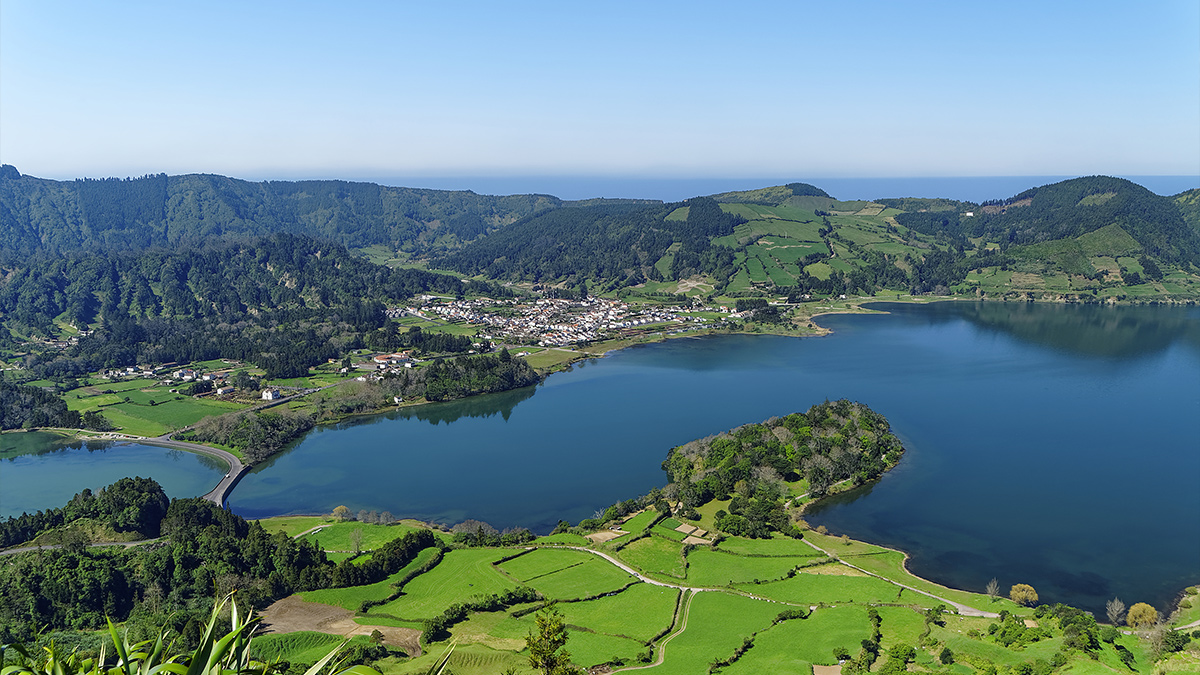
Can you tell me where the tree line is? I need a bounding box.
[0,479,442,645]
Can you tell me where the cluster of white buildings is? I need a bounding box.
[400,296,696,346]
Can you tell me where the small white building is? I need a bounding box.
[216,386,235,395]
[261,389,282,401]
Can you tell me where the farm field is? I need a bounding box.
[233,517,1172,675]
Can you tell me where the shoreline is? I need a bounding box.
[8,298,1196,618]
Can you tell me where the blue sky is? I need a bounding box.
[2,1,1197,182]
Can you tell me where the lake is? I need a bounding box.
[0,434,227,514]
[3,301,1197,615]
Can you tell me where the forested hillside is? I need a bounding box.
[0,479,446,644]
[0,166,562,257]
[432,197,743,287]
[894,176,1200,266]
[0,234,506,379]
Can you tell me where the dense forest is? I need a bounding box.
[0,166,571,258]
[432,196,744,287]
[180,410,316,464]
[660,399,904,538]
[0,234,508,379]
[0,479,443,644]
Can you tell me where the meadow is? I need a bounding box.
[246,508,1172,675]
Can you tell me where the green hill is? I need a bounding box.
[0,166,563,258]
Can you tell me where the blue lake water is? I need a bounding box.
[4,301,1197,615]
[0,436,226,516]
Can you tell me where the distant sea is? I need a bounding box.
[350,175,1199,204]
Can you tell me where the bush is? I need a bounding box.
[938,647,954,664]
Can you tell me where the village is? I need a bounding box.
[390,295,739,347]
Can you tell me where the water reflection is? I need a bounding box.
[866,301,1200,358]
[395,384,539,425]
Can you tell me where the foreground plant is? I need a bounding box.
[1,593,379,675]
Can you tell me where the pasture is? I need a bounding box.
[370,549,516,620]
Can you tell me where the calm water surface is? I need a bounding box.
[4,302,1197,615]
[0,436,226,514]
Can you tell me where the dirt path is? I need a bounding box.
[612,590,696,672]
[259,595,422,657]
[798,538,998,618]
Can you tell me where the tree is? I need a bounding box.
[1106,597,1126,626]
[526,606,583,675]
[986,577,1000,599]
[350,528,363,555]
[1126,602,1158,630]
[1009,583,1038,606]
[332,505,350,521]
[939,646,954,664]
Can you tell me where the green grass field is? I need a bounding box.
[685,549,818,587]
[618,510,660,535]
[738,569,933,607]
[557,583,679,643]
[722,605,873,673]
[301,547,441,611]
[498,548,592,582]
[715,534,823,557]
[651,592,781,675]
[250,632,372,665]
[521,557,637,600]
[616,536,686,579]
[371,549,517,620]
[301,521,440,551]
[255,515,330,537]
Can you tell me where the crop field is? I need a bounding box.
[256,515,328,537]
[370,549,516,620]
[618,510,660,535]
[498,548,591,581]
[532,532,590,545]
[651,592,781,675]
[834,549,1025,612]
[804,261,834,280]
[615,536,686,579]
[714,534,821,557]
[726,605,874,673]
[561,630,648,668]
[300,521,438,551]
[301,547,441,610]
[556,583,679,642]
[66,385,241,436]
[736,569,931,606]
[250,631,371,664]
[522,557,637,599]
[388,642,524,675]
[765,264,795,287]
[746,256,769,283]
[685,549,817,587]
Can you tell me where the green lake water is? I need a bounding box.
[3,301,1197,616]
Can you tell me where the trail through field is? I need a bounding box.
[611,590,696,672]
[259,595,422,657]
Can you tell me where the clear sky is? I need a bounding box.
[2,0,1197,182]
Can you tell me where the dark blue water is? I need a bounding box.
[5,302,1197,615]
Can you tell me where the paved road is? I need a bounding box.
[150,435,246,506]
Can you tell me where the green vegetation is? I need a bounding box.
[662,399,904,537]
